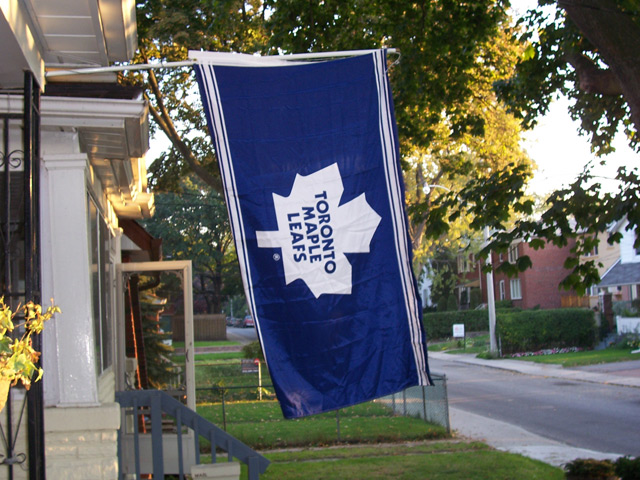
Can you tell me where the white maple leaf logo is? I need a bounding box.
[256,163,381,298]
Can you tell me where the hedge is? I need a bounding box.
[423,310,490,340]
[497,308,596,354]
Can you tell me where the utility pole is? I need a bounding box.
[484,227,498,354]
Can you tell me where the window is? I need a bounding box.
[510,278,522,300]
[584,245,599,257]
[508,244,519,264]
[457,253,476,273]
[499,280,505,301]
[88,195,113,374]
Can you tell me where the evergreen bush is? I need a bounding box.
[436,296,448,312]
[615,456,640,480]
[446,295,458,312]
[497,308,596,354]
[423,310,489,340]
[469,289,482,309]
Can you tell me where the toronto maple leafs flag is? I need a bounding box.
[192,49,431,418]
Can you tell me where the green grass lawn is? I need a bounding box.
[198,443,564,479]
[511,348,640,367]
[197,400,447,450]
[428,334,490,355]
[249,444,563,479]
[191,356,565,479]
[172,349,245,364]
[172,340,240,349]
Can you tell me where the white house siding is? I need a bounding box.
[620,220,640,264]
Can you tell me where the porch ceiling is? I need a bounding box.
[0,0,137,89]
[41,94,153,219]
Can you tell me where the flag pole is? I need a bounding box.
[45,49,398,78]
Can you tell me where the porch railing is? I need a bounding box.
[115,390,270,479]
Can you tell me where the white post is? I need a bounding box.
[484,227,498,354]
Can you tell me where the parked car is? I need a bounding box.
[241,315,255,328]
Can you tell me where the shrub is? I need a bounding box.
[469,289,482,309]
[615,456,640,480]
[436,296,448,312]
[497,308,596,355]
[423,310,489,340]
[242,341,265,362]
[495,299,514,309]
[446,295,458,312]
[564,458,616,479]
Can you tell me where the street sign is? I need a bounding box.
[453,324,465,338]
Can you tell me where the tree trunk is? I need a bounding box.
[559,0,640,136]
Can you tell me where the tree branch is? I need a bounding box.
[142,49,223,193]
[564,53,623,96]
[558,0,640,133]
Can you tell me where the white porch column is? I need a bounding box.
[41,153,99,406]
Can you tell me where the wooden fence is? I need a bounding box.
[560,296,591,308]
[172,314,226,342]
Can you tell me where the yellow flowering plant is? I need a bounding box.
[0,296,59,392]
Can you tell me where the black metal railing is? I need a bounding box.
[115,389,270,480]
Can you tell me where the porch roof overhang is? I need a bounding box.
[2,92,153,219]
[0,0,137,90]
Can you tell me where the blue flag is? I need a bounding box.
[192,50,431,418]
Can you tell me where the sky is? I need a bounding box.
[521,96,638,196]
[147,93,639,197]
[511,1,639,197]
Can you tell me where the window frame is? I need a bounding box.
[508,244,519,264]
[510,278,522,300]
[88,193,113,375]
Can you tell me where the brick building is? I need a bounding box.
[477,238,579,310]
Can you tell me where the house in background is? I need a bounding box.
[479,238,579,310]
[578,222,622,309]
[598,218,640,303]
[456,250,482,309]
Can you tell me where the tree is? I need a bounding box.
[480,0,640,292]
[127,0,270,192]
[141,177,241,313]
[496,1,640,155]
[265,1,534,273]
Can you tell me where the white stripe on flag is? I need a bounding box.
[372,51,429,385]
[197,64,269,363]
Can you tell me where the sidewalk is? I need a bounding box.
[430,351,640,466]
[429,351,640,388]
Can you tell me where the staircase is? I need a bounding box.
[115,390,270,479]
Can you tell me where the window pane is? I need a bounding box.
[88,196,102,372]
[510,278,522,299]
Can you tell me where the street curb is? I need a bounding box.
[428,351,640,389]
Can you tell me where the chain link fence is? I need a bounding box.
[196,362,450,434]
[375,373,450,432]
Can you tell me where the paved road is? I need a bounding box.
[226,326,258,344]
[430,353,640,458]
